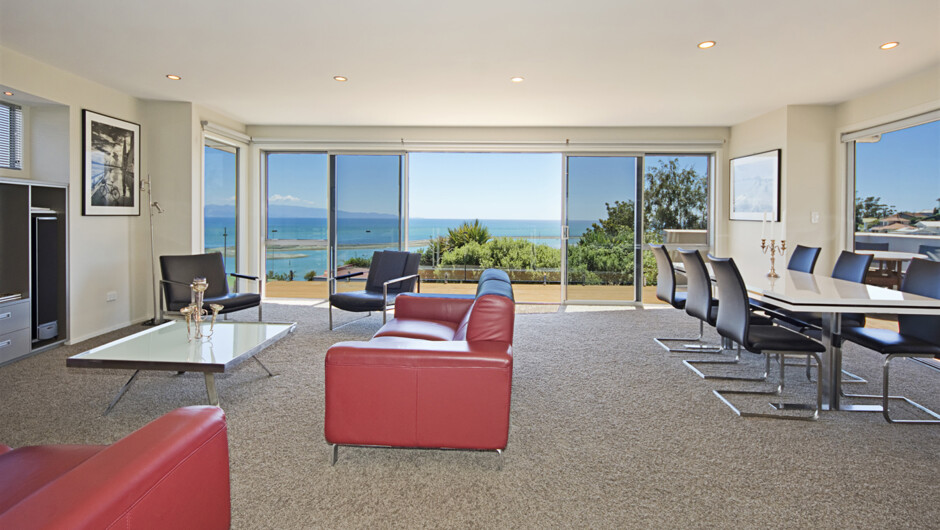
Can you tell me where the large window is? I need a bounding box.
[852,119,940,271]
[204,139,238,274]
[0,101,23,170]
[409,152,562,302]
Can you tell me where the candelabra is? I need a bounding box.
[761,239,787,278]
[180,277,223,341]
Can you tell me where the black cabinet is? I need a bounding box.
[0,178,67,365]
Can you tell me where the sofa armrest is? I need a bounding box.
[325,338,513,450]
[392,293,476,323]
[0,406,230,530]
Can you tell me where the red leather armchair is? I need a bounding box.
[0,406,230,529]
[325,269,515,462]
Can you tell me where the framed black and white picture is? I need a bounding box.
[82,110,140,216]
[729,149,780,221]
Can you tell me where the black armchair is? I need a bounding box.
[159,252,262,322]
[328,250,420,330]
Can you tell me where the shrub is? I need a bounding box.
[303,270,318,281]
[447,219,491,248]
[343,256,372,268]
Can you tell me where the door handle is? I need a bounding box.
[0,312,11,321]
[0,340,11,348]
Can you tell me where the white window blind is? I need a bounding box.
[0,101,24,170]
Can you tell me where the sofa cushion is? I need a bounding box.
[0,445,105,514]
[374,318,459,341]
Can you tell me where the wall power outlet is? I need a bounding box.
[106,291,117,302]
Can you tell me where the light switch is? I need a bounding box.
[811,211,820,224]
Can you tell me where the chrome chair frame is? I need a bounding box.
[328,273,421,330]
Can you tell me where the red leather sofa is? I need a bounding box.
[0,406,230,529]
[325,268,515,459]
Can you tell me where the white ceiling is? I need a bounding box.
[1,0,938,127]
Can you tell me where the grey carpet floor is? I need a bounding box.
[1,303,938,529]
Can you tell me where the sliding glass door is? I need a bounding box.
[565,156,640,302]
[331,154,403,293]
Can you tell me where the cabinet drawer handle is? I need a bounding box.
[0,312,11,320]
[0,340,11,348]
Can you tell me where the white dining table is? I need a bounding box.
[745,269,940,411]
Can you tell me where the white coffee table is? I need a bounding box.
[67,320,296,413]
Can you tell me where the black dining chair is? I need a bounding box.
[159,252,262,322]
[328,250,421,330]
[917,244,940,262]
[678,248,775,380]
[773,250,873,331]
[840,258,940,423]
[651,244,713,353]
[708,255,826,420]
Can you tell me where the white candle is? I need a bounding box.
[761,212,767,239]
[770,213,775,240]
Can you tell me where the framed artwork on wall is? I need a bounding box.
[729,149,780,221]
[82,110,140,216]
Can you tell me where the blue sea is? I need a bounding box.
[206,217,595,278]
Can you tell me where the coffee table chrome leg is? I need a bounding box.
[253,356,276,377]
[205,373,220,407]
[105,370,141,415]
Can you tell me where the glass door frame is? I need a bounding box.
[327,151,406,294]
[202,132,245,277]
[562,152,645,305]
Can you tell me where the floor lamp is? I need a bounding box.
[141,176,165,326]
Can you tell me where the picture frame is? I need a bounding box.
[729,149,780,221]
[83,110,140,216]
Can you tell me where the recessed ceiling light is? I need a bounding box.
[511,76,525,83]
[333,76,348,82]
[166,74,182,80]
[880,41,899,50]
[698,41,716,49]
[2,91,12,96]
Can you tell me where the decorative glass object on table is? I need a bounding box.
[181,277,224,341]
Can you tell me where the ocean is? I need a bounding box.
[206,217,595,278]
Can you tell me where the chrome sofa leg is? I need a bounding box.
[330,444,338,466]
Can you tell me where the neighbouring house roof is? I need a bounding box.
[878,214,910,225]
[871,222,912,232]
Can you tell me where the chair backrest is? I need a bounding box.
[160,253,230,307]
[898,259,940,345]
[708,255,751,348]
[855,241,889,251]
[649,244,678,307]
[831,251,873,283]
[364,250,420,294]
[787,245,821,273]
[678,248,713,324]
[917,244,940,262]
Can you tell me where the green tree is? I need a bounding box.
[644,158,707,235]
[447,219,491,248]
[855,196,896,231]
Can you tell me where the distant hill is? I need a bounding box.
[205,204,396,219]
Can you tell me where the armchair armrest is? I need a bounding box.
[335,271,364,281]
[382,274,421,302]
[229,272,259,282]
[160,278,192,287]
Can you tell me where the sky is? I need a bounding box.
[204,145,237,208]
[258,151,708,221]
[855,119,939,213]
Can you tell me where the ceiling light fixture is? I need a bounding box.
[333,76,348,82]
[2,91,12,96]
[166,74,182,80]
[880,41,899,50]
[511,76,525,83]
[698,41,716,49]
